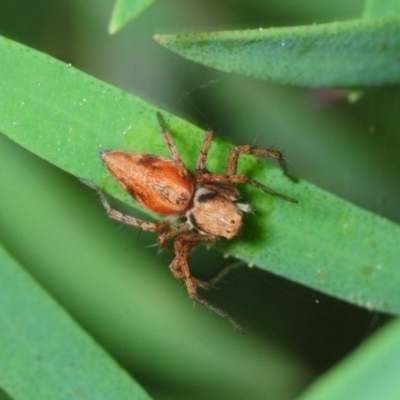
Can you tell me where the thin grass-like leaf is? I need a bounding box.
[363,0,400,18]
[0,243,151,399]
[298,318,400,400]
[109,0,153,34]
[154,17,400,87]
[1,35,400,317]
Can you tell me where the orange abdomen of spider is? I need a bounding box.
[101,150,193,215]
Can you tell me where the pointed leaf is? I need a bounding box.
[154,17,400,87]
[109,0,153,34]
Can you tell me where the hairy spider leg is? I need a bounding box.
[196,173,298,204]
[196,129,214,172]
[170,232,243,332]
[156,112,191,179]
[157,221,192,249]
[80,178,172,232]
[196,260,245,290]
[227,144,289,176]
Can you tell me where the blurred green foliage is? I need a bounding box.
[0,1,399,399]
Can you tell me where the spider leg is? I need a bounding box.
[169,232,216,288]
[197,173,298,204]
[227,144,291,177]
[195,129,214,172]
[157,221,191,249]
[171,232,243,331]
[156,112,191,179]
[80,179,171,232]
[196,260,245,289]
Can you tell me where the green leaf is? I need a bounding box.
[1,35,400,318]
[298,318,400,400]
[0,35,162,193]
[0,120,311,400]
[363,0,400,18]
[154,17,400,87]
[109,0,153,34]
[0,243,151,399]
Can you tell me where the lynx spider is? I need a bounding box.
[82,112,297,331]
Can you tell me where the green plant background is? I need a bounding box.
[0,1,400,399]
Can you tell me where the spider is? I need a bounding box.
[82,112,297,331]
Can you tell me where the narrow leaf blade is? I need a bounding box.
[363,0,400,18]
[154,17,400,87]
[109,0,154,34]
[1,35,400,318]
[0,243,151,399]
[298,318,400,400]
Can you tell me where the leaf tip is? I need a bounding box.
[108,22,118,35]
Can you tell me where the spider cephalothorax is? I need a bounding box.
[82,112,297,330]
